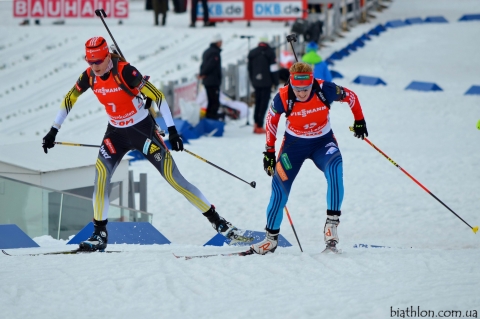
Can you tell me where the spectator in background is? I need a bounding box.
[199,34,223,120]
[248,35,279,134]
[190,0,215,27]
[153,0,168,26]
[301,41,332,82]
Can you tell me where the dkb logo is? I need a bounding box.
[253,1,303,17]
[198,1,244,18]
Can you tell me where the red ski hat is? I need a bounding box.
[290,72,314,87]
[85,37,109,62]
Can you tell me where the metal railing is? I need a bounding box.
[0,174,152,240]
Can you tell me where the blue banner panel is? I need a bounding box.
[0,224,40,249]
[405,81,443,92]
[204,230,292,247]
[67,222,171,245]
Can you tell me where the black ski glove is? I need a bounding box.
[353,119,368,140]
[263,151,276,176]
[42,127,58,154]
[168,126,183,152]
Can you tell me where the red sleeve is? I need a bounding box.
[341,87,364,121]
[265,107,281,151]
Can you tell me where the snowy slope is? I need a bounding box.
[1,0,480,318]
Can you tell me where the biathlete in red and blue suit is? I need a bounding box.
[249,62,369,255]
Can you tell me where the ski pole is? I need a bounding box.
[184,149,256,188]
[269,168,303,252]
[94,9,125,59]
[54,142,257,189]
[55,142,100,148]
[350,127,479,234]
[284,205,304,252]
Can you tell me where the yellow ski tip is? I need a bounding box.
[472,226,479,234]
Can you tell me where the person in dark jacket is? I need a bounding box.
[190,0,215,27]
[153,0,168,26]
[199,34,223,120]
[248,35,279,134]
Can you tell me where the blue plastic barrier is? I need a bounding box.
[339,48,350,57]
[405,17,424,24]
[368,24,387,36]
[330,70,343,79]
[424,16,448,23]
[127,150,147,162]
[204,230,292,247]
[353,75,387,86]
[346,43,358,52]
[353,38,365,48]
[325,58,335,66]
[385,19,408,28]
[0,224,40,249]
[465,85,480,95]
[459,14,480,21]
[359,33,371,41]
[328,51,344,61]
[67,222,171,245]
[405,81,443,92]
[156,118,200,140]
[368,28,380,36]
[194,118,225,137]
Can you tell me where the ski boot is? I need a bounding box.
[79,219,108,251]
[203,205,253,244]
[250,229,279,255]
[322,210,341,254]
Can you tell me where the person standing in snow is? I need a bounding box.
[153,0,168,26]
[250,62,368,255]
[42,36,252,251]
[198,34,223,120]
[247,35,279,134]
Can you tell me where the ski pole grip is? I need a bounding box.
[95,9,106,17]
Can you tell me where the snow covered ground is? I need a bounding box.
[1,0,480,318]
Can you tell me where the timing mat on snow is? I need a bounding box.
[67,222,171,245]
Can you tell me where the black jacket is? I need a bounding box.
[247,43,279,88]
[200,43,222,87]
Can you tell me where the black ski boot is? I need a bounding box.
[203,205,253,243]
[79,219,108,251]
